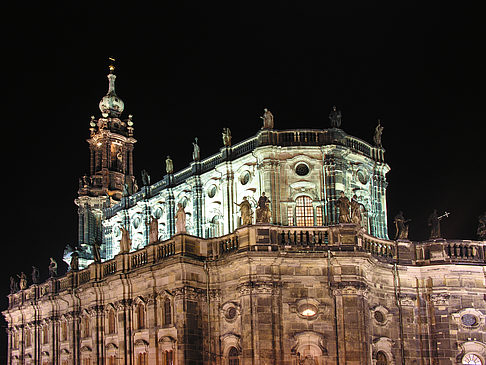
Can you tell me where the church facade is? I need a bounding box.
[4,67,486,365]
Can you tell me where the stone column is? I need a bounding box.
[323,156,337,225]
[220,162,235,234]
[189,175,204,237]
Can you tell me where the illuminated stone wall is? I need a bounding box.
[4,225,485,364]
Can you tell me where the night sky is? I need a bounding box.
[2,2,484,358]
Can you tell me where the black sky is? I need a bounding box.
[2,2,485,359]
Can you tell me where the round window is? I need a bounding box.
[295,163,310,176]
[207,185,217,198]
[240,171,250,185]
[461,314,478,327]
[357,169,368,185]
[226,307,237,320]
[462,353,482,365]
[374,310,385,323]
[298,304,318,318]
[154,207,163,219]
[132,216,141,229]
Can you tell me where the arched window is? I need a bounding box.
[61,321,68,341]
[42,326,49,344]
[295,196,314,227]
[163,350,173,365]
[137,303,145,330]
[137,352,147,365]
[163,298,172,326]
[82,316,90,338]
[228,347,239,365]
[463,354,483,365]
[376,351,388,365]
[108,309,116,334]
[25,329,31,347]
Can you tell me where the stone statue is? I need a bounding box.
[48,257,58,278]
[166,155,174,174]
[477,212,486,240]
[131,176,139,193]
[92,242,101,263]
[31,266,39,284]
[373,119,384,147]
[147,216,159,244]
[428,209,449,239]
[122,183,130,197]
[235,197,253,225]
[260,108,274,129]
[192,137,200,161]
[394,211,411,240]
[329,105,342,128]
[18,272,27,290]
[350,194,363,225]
[70,251,79,271]
[256,192,271,223]
[119,227,132,253]
[10,276,18,294]
[141,169,151,186]
[336,192,351,223]
[175,203,187,233]
[222,128,232,147]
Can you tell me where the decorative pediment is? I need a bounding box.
[80,345,92,352]
[134,339,149,348]
[291,330,327,356]
[106,342,119,351]
[60,348,70,355]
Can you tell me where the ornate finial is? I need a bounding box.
[108,57,116,73]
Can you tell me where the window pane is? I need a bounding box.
[287,206,294,226]
[295,196,313,227]
[316,206,323,226]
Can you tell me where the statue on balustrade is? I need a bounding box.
[337,192,351,223]
[222,128,232,147]
[478,212,486,240]
[256,192,271,223]
[141,169,151,186]
[166,155,174,174]
[147,216,159,243]
[31,266,39,284]
[394,211,411,240]
[70,251,79,271]
[428,209,449,239]
[48,257,58,277]
[192,137,200,161]
[18,272,27,290]
[373,119,384,147]
[329,105,342,128]
[10,276,18,294]
[350,194,363,225]
[260,108,274,129]
[92,241,101,263]
[235,196,253,225]
[176,203,187,233]
[119,227,132,253]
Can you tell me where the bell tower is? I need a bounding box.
[75,61,137,265]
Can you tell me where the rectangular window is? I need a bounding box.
[295,196,313,227]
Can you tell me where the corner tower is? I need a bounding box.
[75,62,137,265]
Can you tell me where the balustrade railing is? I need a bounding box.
[9,224,484,309]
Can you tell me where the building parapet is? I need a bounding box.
[8,224,485,310]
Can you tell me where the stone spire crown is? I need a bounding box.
[99,61,125,118]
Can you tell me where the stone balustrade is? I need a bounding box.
[8,224,485,309]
